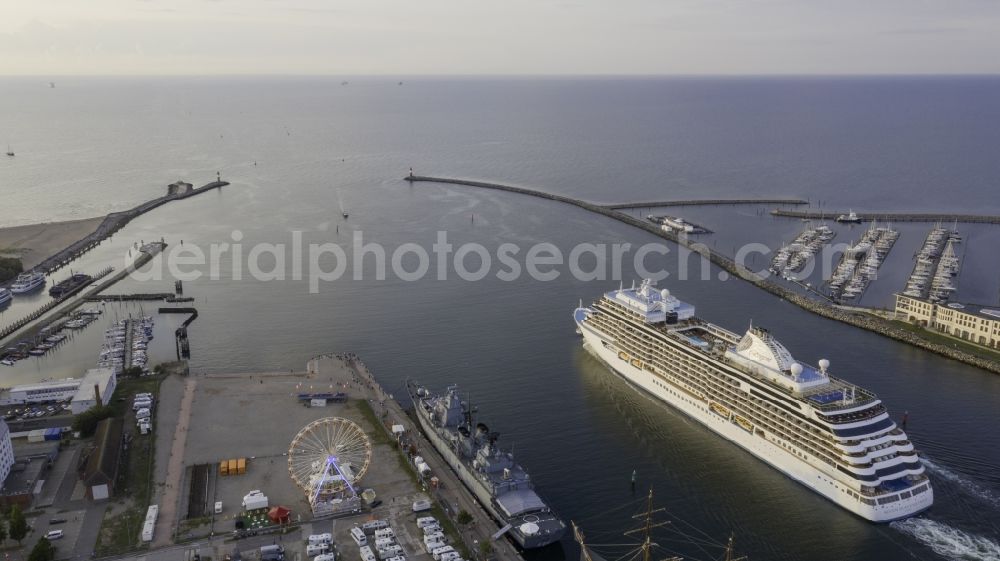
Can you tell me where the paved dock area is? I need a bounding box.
[311,354,525,561]
[119,356,525,561]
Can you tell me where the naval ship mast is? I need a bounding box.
[572,489,745,561]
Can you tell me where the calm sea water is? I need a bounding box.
[3,77,1000,561]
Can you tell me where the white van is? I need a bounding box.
[432,546,456,561]
[424,531,445,542]
[45,529,64,540]
[359,546,376,561]
[378,545,403,559]
[425,539,446,553]
[374,537,395,549]
[440,553,462,561]
[417,516,438,527]
[350,526,367,546]
[412,498,432,512]
[308,533,333,545]
[374,528,395,540]
[306,544,330,557]
[314,555,336,561]
[362,519,388,531]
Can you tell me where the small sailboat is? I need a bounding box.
[5,145,13,157]
[338,191,349,219]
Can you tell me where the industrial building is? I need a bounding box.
[0,379,82,406]
[0,368,116,412]
[895,293,1000,349]
[81,418,123,500]
[69,368,118,414]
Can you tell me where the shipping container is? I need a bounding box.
[220,461,229,476]
[228,459,237,474]
[237,457,247,474]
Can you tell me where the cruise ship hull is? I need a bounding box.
[576,314,933,522]
[410,394,564,548]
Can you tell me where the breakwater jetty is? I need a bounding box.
[609,198,809,209]
[159,307,198,359]
[405,175,1000,375]
[30,179,228,276]
[771,209,1000,224]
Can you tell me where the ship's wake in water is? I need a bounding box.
[892,518,1000,561]
[922,457,1000,510]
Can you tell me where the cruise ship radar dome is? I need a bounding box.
[819,359,830,371]
[660,289,670,300]
[790,363,803,377]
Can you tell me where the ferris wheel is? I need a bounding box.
[288,417,372,501]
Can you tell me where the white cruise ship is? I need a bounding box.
[574,279,932,522]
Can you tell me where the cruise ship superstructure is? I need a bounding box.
[574,279,932,522]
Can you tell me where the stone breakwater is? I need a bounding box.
[30,180,229,275]
[405,175,1000,375]
[607,198,809,209]
[772,208,1000,224]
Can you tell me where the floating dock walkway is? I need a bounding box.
[771,208,1000,224]
[405,174,1000,375]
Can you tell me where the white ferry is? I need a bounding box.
[10,271,46,294]
[574,279,932,522]
[0,288,11,306]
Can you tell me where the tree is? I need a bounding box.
[479,540,493,558]
[28,537,56,561]
[8,505,28,545]
[456,510,473,525]
[123,366,144,378]
[72,404,115,437]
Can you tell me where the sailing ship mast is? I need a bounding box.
[573,489,745,561]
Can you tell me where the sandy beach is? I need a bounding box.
[0,217,105,270]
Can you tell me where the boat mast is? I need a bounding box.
[722,533,746,561]
[624,488,669,561]
[573,521,596,561]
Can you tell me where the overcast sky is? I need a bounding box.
[2,0,999,75]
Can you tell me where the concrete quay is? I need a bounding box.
[404,175,1000,375]
[608,197,809,209]
[771,208,1000,224]
[309,353,527,561]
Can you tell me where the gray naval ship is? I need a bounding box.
[408,381,566,549]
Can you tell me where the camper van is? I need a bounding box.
[350,526,367,546]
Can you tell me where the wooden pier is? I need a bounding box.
[404,174,1000,375]
[771,208,1000,224]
